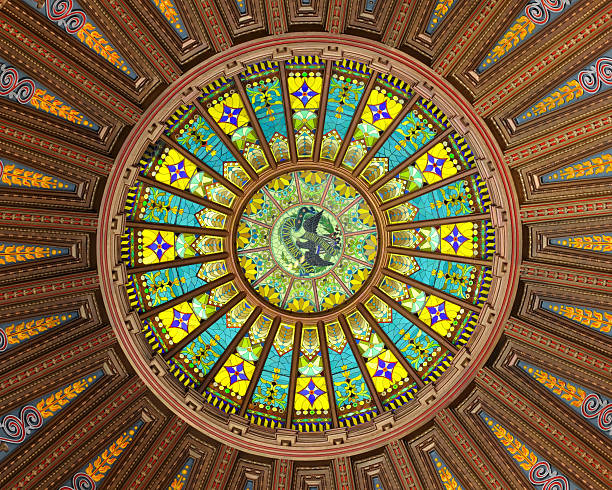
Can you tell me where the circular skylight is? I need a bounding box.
[100,41,516,457]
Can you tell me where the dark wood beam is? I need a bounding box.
[386,212,489,231]
[333,71,379,167]
[352,96,418,176]
[338,314,384,414]
[239,316,281,416]
[381,267,479,313]
[159,133,244,197]
[126,252,229,275]
[197,306,262,393]
[233,75,277,168]
[371,287,459,355]
[138,175,232,215]
[285,322,302,429]
[313,61,332,161]
[379,167,478,212]
[386,247,492,267]
[126,220,227,237]
[278,62,297,162]
[317,321,339,427]
[356,304,425,389]
[163,290,245,359]
[192,99,261,181]
[141,273,234,321]
[371,127,454,191]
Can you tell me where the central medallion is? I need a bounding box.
[271,205,343,279]
[236,170,379,313]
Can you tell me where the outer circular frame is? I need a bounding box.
[98,34,520,459]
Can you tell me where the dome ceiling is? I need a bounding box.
[0,0,610,488]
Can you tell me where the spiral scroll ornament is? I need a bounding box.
[59,473,96,490]
[44,0,86,34]
[529,461,570,490]
[0,406,43,445]
[581,393,612,434]
[525,0,573,25]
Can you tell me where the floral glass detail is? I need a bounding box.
[237,171,378,313]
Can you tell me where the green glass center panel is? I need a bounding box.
[237,171,378,313]
[271,204,343,278]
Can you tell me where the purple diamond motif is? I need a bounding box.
[147,233,171,260]
[225,362,249,384]
[427,303,450,325]
[368,101,391,123]
[166,158,189,184]
[298,379,325,405]
[219,104,242,126]
[423,153,446,177]
[292,81,317,106]
[443,225,468,253]
[373,358,396,380]
[170,309,192,331]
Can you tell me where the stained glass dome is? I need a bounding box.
[102,47,513,452]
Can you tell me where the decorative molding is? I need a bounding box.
[436,408,509,489]
[474,4,611,118]
[479,410,581,490]
[21,0,138,80]
[477,369,612,487]
[58,421,144,489]
[519,196,612,224]
[333,456,355,490]
[539,147,612,184]
[504,112,612,168]
[386,439,423,489]
[433,0,506,76]
[0,9,145,116]
[505,317,612,376]
[196,0,232,52]
[515,48,612,125]
[208,445,238,489]
[326,0,347,34]
[0,271,99,305]
[0,309,80,353]
[0,370,103,462]
[272,459,293,490]
[540,300,612,338]
[265,0,288,36]
[517,360,612,439]
[476,0,581,75]
[527,217,612,271]
[382,0,415,48]
[97,0,180,83]
[1,377,145,489]
[0,120,114,175]
[429,448,464,489]
[425,1,457,35]
[519,261,612,292]
[0,208,98,231]
[123,416,188,488]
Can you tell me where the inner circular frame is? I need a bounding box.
[229,163,385,321]
[99,35,520,459]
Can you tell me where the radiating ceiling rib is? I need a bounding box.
[163,290,245,360]
[371,287,459,355]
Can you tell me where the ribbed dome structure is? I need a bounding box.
[0,0,609,487]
